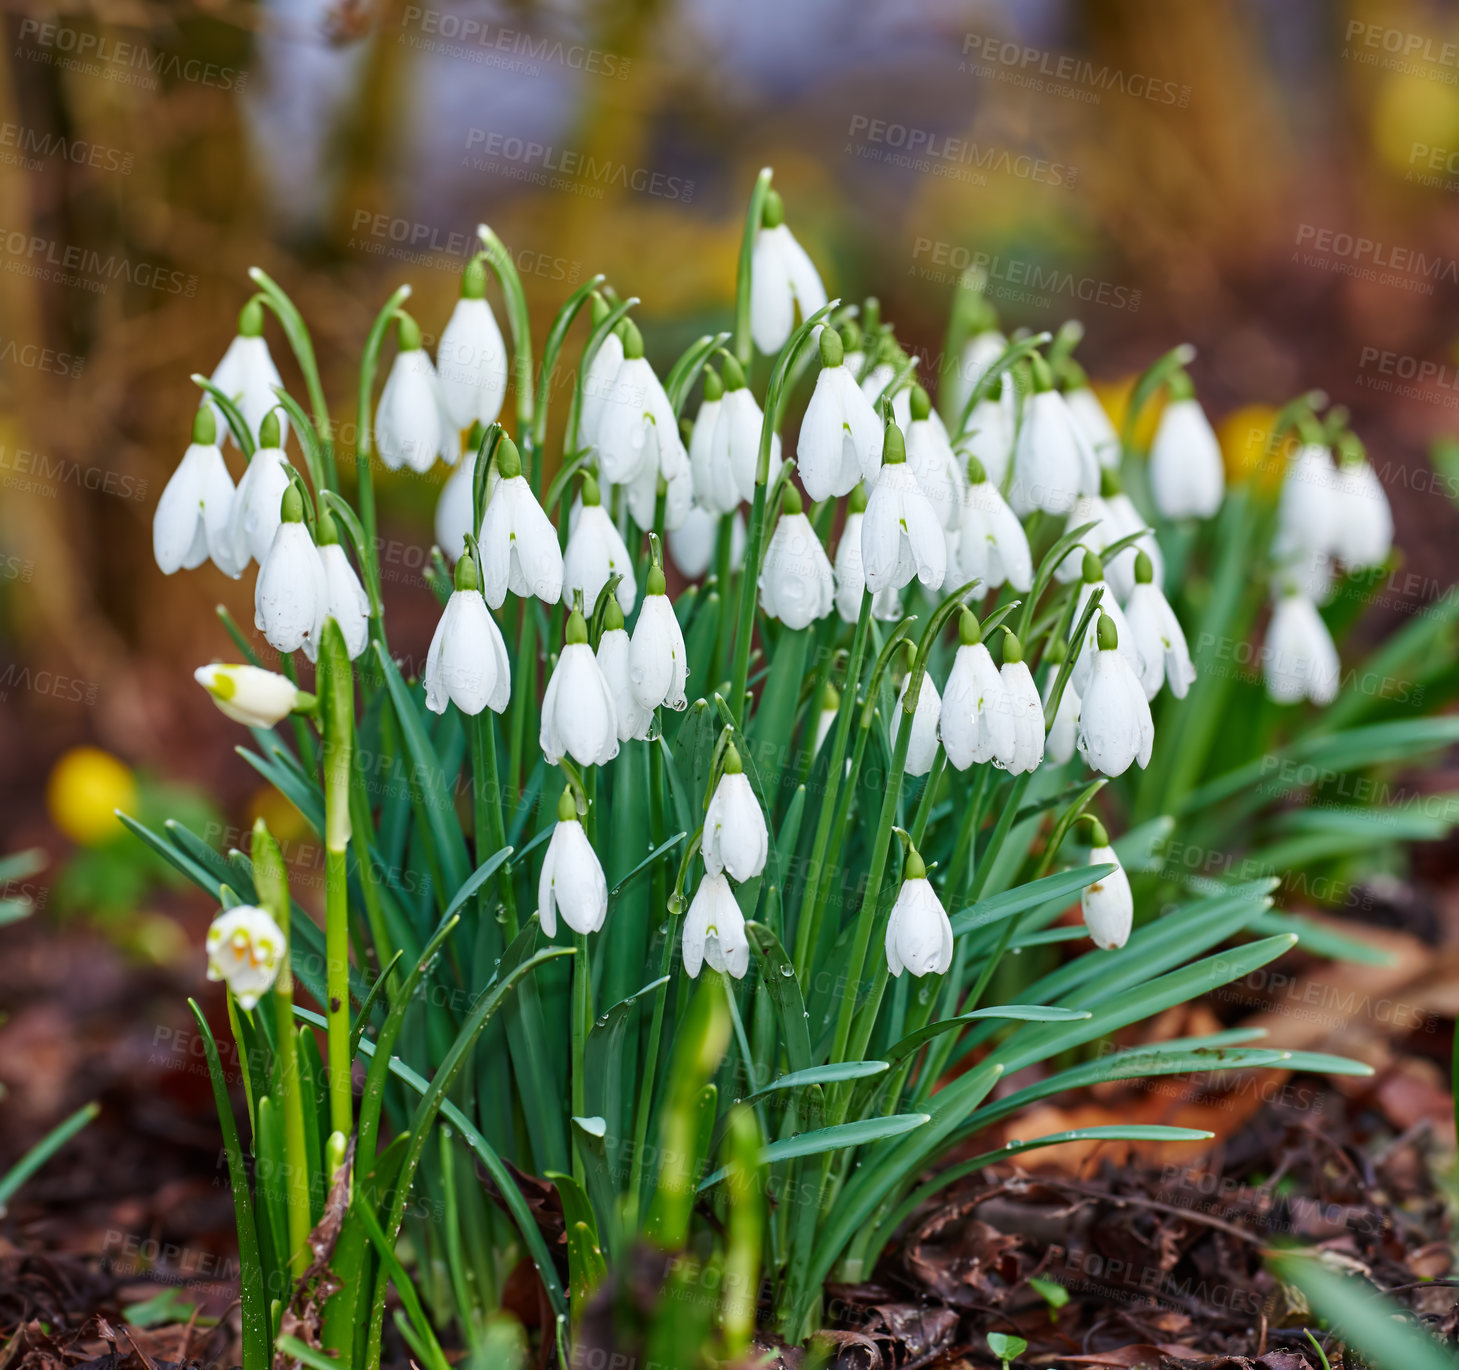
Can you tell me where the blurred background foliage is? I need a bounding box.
[3,0,1459,924]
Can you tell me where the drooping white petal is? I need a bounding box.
[682,871,750,979]
[940,642,1013,770]
[798,366,882,502]
[564,503,636,615]
[750,223,826,355]
[1042,669,1080,765]
[716,386,780,505]
[892,673,942,777]
[376,349,451,473]
[1077,649,1155,776]
[580,331,625,450]
[629,593,689,712]
[435,451,477,563]
[596,627,652,740]
[957,479,1032,593]
[1148,397,1224,520]
[424,589,511,716]
[962,395,1013,488]
[538,818,608,938]
[1070,580,1139,696]
[863,464,946,594]
[689,396,738,514]
[478,475,564,609]
[1065,386,1120,469]
[884,878,953,977]
[540,642,619,765]
[703,771,769,882]
[759,511,835,630]
[255,522,327,655]
[999,659,1045,774]
[669,504,744,581]
[210,335,287,450]
[1330,460,1392,570]
[1102,491,1162,597]
[1010,390,1098,516]
[437,296,509,431]
[1265,594,1339,706]
[227,445,291,568]
[1082,846,1132,949]
[1124,582,1195,701]
[195,664,302,729]
[1054,494,1113,585]
[154,441,238,576]
[906,418,965,531]
[308,544,370,662]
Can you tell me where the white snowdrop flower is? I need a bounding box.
[947,325,1008,421]
[1124,552,1195,701]
[629,563,689,713]
[1148,381,1224,520]
[308,525,370,662]
[891,657,942,777]
[1054,491,1114,586]
[423,557,511,716]
[998,633,1045,774]
[957,456,1033,594]
[833,498,869,623]
[1063,368,1121,470]
[1273,442,1337,603]
[1010,357,1099,516]
[1265,592,1339,706]
[254,487,327,656]
[625,442,693,533]
[206,904,285,1010]
[209,300,287,450]
[596,321,688,496]
[1100,467,1163,598]
[860,359,898,407]
[884,848,952,977]
[478,436,563,609]
[225,411,290,570]
[682,871,750,979]
[538,788,608,938]
[750,190,827,355]
[434,448,477,563]
[688,369,737,514]
[1077,613,1155,776]
[940,609,1014,771]
[669,504,744,581]
[376,313,452,473]
[862,423,946,594]
[797,328,883,502]
[759,486,835,630]
[703,745,769,882]
[1070,552,1140,696]
[905,385,965,531]
[596,601,652,741]
[1081,829,1132,950]
[437,260,509,431]
[195,663,310,729]
[564,475,636,615]
[961,379,1015,488]
[580,321,625,452]
[1330,440,1392,571]
[540,609,619,765]
[714,354,781,505]
[1041,654,1080,766]
[155,407,240,577]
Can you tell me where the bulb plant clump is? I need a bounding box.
[132,171,1459,1368]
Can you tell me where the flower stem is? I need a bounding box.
[252,822,311,1277]
[732,168,774,366]
[571,932,591,1186]
[470,711,517,936]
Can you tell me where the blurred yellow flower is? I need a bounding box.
[1218,403,1288,490]
[1091,376,1162,451]
[1372,73,1459,179]
[47,746,137,845]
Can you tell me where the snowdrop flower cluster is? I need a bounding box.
[206,904,286,1010]
[684,744,765,980]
